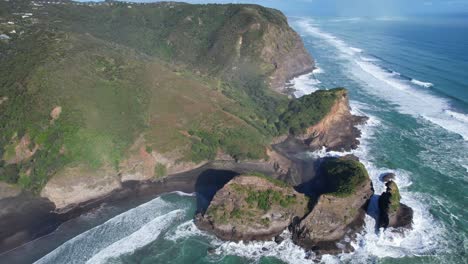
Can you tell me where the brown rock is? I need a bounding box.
[298,90,367,152]
[378,180,413,229]
[381,173,396,182]
[195,175,309,242]
[295,177,373,251]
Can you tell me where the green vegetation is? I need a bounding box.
[246,172,289,187]
[321,157,369,197]
[154,163,167,179]
[206,176,308,227]
[0,1,343,193]
[277,88,345,135]
[387,181,401,213]
[206,204,229,224]
[233,183,297,211]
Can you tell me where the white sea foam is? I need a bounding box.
[293,102,446,263]
[87,210,183,264]
[327,104,445,262]
[296,19,468,141]
[374,16,407,22]
[35,197,183,264]
[411,79,434,88]
[445,109,468,123]
[165,220,209,242]
[350,47,363,53]
[313,67,324,74]
[329,17,362,23]
[360,56,379,62]
[165,104,445,263]
[169,226,312,264]
[171,191,196,197]
[289,72,321,97]
[214,232,311,264]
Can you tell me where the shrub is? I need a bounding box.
[154,163,167,178]
[321,157,369,197]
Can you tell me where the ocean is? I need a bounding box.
[20,15,468,264]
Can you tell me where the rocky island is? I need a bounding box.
[196,155,376,254]
[196,174,309,241]
[0,0,412,259]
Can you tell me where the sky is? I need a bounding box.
[78,0,468,16]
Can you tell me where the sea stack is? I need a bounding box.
[378,180,413,229]
[195,175,309,241]
[293,156,374,254]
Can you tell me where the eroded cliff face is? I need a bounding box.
[299,90,366,152]
[259,24,315,92]
[204,5,314,93]
[196,175,309,241]
[378,180,413,229]
[294,177,373,253]
[40,164,121,210]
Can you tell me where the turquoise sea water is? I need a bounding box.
[29,16,468,264]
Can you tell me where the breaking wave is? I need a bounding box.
[35,197,186,264]
[411,78,434,88]
[295,18,468,141]
[289,72,322,97]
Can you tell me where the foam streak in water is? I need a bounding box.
[87,210,183,264]
[289,72,321,97]
[35,197,181,264]
[295,19,468,140]
[411,78,434,88]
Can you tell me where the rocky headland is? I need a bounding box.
[0,1,415,259]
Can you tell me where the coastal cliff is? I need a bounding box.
[0,1,313,209]
[196,156,375,254]
[0,1,378,257]
[297,89,367,152]
[294,156,374,253]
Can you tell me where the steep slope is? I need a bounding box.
[38,2,314,92]
[294,156,373,253]
[0,1,318,206]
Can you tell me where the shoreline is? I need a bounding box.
[0,160,277,255]
[0,89,368,260]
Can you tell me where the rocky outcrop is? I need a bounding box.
[40,164,121,210]
[260,23,315,92]
[380,172,396,182]
[119,136,207,182]
[294,157,373,253]
[378,180,413,229]
[195,175,309,241]
[2,134,38,165]
[198,156,375,255]
[298,89,367,152]
[200,5,314,93]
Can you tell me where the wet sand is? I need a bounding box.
[0,160,276,261]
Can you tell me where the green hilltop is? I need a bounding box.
[0,0,341,192]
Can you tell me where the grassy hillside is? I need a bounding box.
[0,1,338,193]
